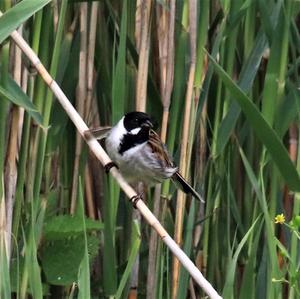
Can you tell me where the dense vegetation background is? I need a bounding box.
[0,0,299,298]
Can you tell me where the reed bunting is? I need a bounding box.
[87,111,204,202]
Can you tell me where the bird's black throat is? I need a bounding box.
[119,127,150,154]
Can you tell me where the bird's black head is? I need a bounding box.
[123,111,154,131]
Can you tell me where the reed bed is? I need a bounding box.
[0,1,300,299]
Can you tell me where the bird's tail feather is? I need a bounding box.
[171,172,205,203]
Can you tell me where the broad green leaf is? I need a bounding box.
[208,52,300,192]
[0,77,43,125]
[43,215,103,240]
[0,0,51,43]
[42,181,100,287]
[41,234,100,286]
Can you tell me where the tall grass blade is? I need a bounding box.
[222,216,261,298]
[103,1,128,296]
[176,200,196,299]
[215,1,282,155]
[208,52,300,191]
[215,29,267,156]
[0,254,10,299]
[238,145,281,296]
[25,231,43,299]
[0,78,43,125]
[0,220,11,299]
[261,2,292,125]
[111,0,127,122]
[239,221,264,299]
[0,0,51,43]
[77,179,91,299]
[115,220,141,299]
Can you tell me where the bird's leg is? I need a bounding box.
[130,193,143,209]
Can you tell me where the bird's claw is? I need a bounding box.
[104,161,119,174]
[130,194,143,209]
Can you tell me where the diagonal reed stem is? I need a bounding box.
[0,10,222,299]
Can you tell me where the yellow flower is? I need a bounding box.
[275,214,285,224]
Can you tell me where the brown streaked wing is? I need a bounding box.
[148,129,173,167]
[85,126,112,140]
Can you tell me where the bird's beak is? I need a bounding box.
[142,120,153,128]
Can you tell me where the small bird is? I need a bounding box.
[88,111,204,202]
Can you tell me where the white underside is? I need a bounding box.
[105,118,177,185]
